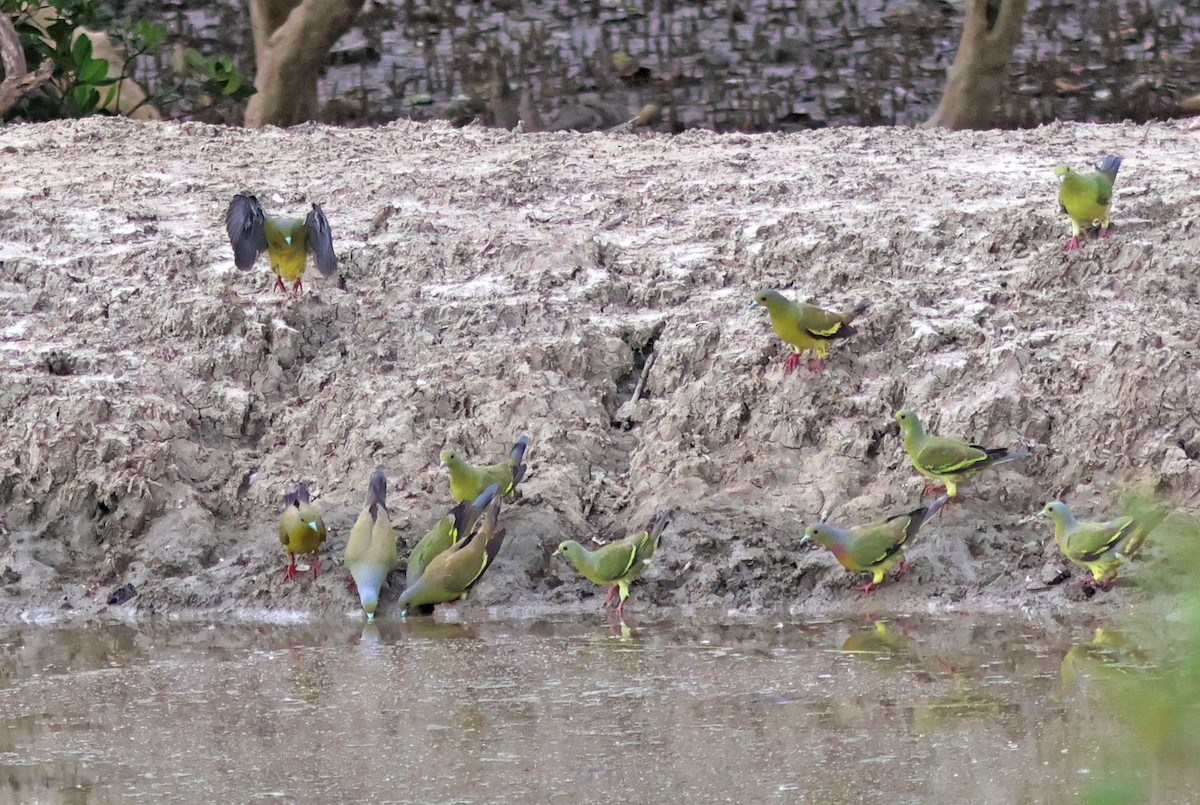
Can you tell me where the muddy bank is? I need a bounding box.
[0,117,1196,621]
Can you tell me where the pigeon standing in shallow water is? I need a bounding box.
[344,470,397,621]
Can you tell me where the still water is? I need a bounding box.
[117,0,1200,130]
[0,613,1182,803]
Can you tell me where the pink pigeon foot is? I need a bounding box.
[1098,227,1110,239]
[274,275,288,292]
[292,278,304,294]
[806,357,826,373]
[602,586,619,609]
[1065,236,1082,251]
[282,558,297,582]
[310,556,320,580]
[854,581,879,593]
[922,481,948,497]
[783,353,802,373]
[892,560,910,580]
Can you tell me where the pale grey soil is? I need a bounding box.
[0,117,1197,622]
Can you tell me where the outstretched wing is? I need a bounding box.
[225,194,267,270]
[305,203,337,277]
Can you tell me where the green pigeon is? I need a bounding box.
[225,193,337,293]
[397,497,506,615]
[405,484,498,590]
[1041,500,1165,590]
[440,435,529,503]
[1054,155,1121,250]
[277,482,326,581]
[555,508,673,618]
[894,409,1030,497]
[803,496,948,592]
[750,289,870,373]
[343,469,397,621]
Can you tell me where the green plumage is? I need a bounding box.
[750,288,870,373]
[405,484,498,589]
[225,193,337,292]
[440,435,529,503]
[556,509,673,617]
[894,409,1030,497]
[277,482,327,581]
[398,497,507,614]
[803,496,947,592]
[1054,155,1121,249]
[1042,500,1164,589]
[344,470,397,620]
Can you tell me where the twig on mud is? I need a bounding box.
[629,351,656,403]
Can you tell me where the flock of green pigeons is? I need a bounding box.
[233,153,1163,620]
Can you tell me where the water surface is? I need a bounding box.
[0,613,1182,802]
[114,0,1200,129]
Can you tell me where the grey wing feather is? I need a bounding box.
[225,194,267,270]
[305,203,337,277]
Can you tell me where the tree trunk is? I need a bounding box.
[1,12,52,116]
[244,0,363,128]
[924,0,1027,130]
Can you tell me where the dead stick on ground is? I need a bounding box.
[630,352,656,402]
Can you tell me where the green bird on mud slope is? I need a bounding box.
[225,193,337,292]
[750,289,869,373]
[895,409,1030,497]
[277,482,326,582]
[1054,155,1121,250]
[397,491,506,615]
[803,496,948,593]
[440,435,529,503]
[555,509,674,618]
[1041,499,1165,590]
[405,484,498,589]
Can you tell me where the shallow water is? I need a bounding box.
[0,613,1186,803]
[113,0,1200,130]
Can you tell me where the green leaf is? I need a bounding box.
[70,83,99,114]
[182,48,208,72]
[78,57,109,84]
[133,19,166,49]
[71,32,93,68]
